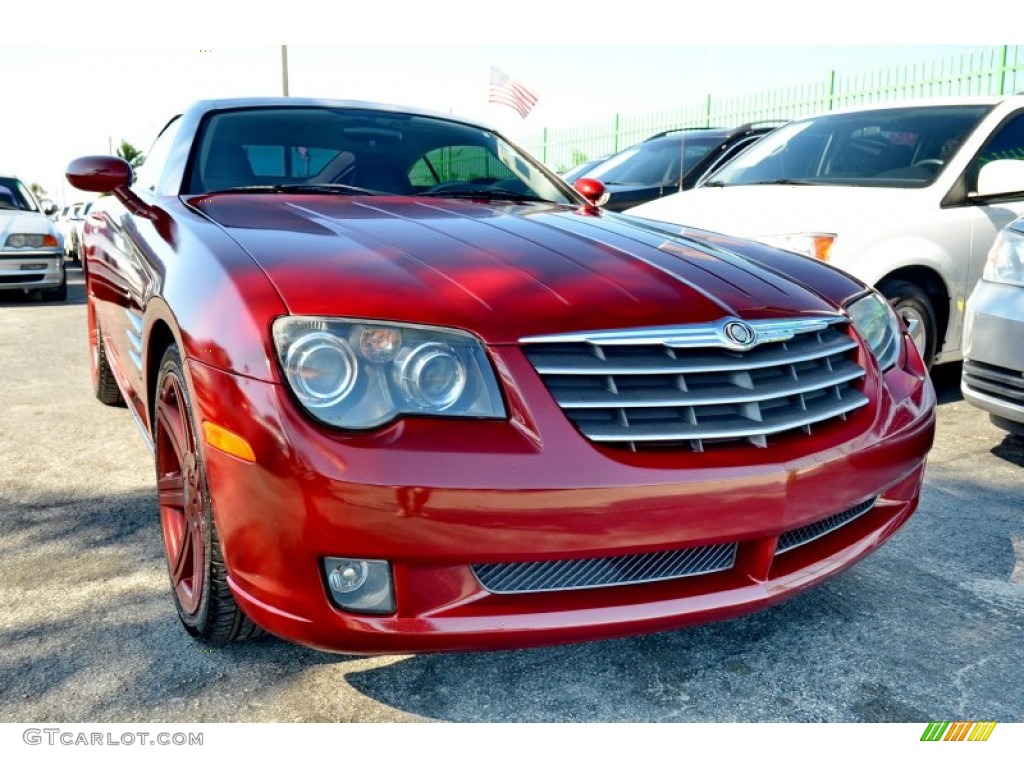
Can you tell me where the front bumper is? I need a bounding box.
[0,251,64,291]
[961,280,1024,431]
[187,337,935,654]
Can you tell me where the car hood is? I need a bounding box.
[194,195,851,344]
[0,210,55,239]
[626,184,927,240]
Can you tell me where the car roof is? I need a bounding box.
[796,95,1024,120]
[186,97,494,133]
[644,120,787,144]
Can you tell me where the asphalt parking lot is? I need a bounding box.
[0,267,1021,723]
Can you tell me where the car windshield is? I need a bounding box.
[702,105,992,188]
[0,178,39,211]
[185,107,575,204]
[586,135,723,186]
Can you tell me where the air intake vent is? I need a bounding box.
[473,543,737,594]
[777,497,878,554]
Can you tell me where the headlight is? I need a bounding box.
[756,233,837,262]
[273,317,506,430]
[5,233,59,249]
[846,292,901,372]
[983,227,1024,286]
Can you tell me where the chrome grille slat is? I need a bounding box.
[523,318,868,451]
[530,334,858,376]
[572,390,869,443]
[551,359,864,408]
[777,498,878,554]
[473,543,737,594]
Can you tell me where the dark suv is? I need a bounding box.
[583,122,785,211]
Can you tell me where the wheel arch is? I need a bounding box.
[143,299,186,434]
[876,265,951,356]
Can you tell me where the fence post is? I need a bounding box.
[828,68,836,109]
[1000,45,1009,94]
[542,127,548,164]
[705,94,712,127]
[614,113,620,152]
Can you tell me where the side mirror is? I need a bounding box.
[66,155,151,218]
[573,177,609,208]
[66,155,133,194]
[975,158,1024,198]
[43,202,58,216]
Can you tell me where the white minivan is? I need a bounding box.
[628,97,1024,367]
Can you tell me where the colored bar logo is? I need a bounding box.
[921,721,997,741]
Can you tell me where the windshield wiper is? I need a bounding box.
[204,183,382,196]
[417,188,549,203]
[746,179,821,186]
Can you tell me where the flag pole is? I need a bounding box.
[281,45,290,97]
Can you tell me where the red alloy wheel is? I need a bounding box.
[155,365,207,620]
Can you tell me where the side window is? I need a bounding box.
[969,112,1024,188]
[136,117,182,194]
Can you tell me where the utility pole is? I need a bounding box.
[281,45,289,97]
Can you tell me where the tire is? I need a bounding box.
[154,345,261,645]
[88,298,124,406]
[877,278,937,369]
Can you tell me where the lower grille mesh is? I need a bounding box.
[473,543,737,594]
[777,498,878,554]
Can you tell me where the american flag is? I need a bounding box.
[488,67,539,119]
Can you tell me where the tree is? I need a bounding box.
[116,139,146,169]
[30,182,47,198]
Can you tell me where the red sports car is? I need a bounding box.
[66,98,935,654]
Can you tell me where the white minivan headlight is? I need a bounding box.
[273,317,506,430]
[756,233,837,262]
[983,227,1024,286]
[847,292,902,372]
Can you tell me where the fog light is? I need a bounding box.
[323,557,395,614]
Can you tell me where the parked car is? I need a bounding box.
[580,122,784,212]
[57,202,85,261]
[627,97,1024,369]
[961,216,1024,436]
[66,97,934,654]
[0,175,66,301]
[70,201,93,261]
[560,155,609,184]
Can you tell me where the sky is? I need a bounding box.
[3,2,1013,206]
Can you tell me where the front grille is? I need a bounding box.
[777,497,877,554]
[963,359,1024,407]
[0,275,45,284]
[473,543,737,594]
[522,317,868,451]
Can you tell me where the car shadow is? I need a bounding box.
[992,433,1024,468]
[929,362,963,405]
[3,478,1021,723]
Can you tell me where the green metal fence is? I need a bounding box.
[517,45,1024,173]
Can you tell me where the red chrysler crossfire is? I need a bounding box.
[66,98,936,654]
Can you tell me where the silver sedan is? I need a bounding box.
[962,217,1024,436]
